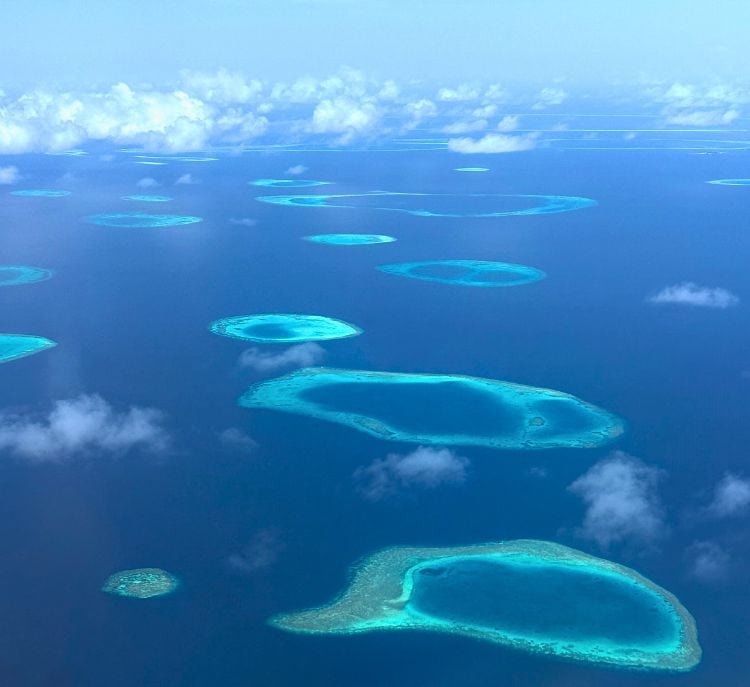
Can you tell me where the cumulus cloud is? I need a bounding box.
[0,165,20,184]
[687,540,731,581]
[447,132,537,154]
[285,164,307,175]
[532,87,567,109]
[175,173,198,185]
[437,85,480,102]
[666,109,739,126]
[238,343,325,374]
[308,97,380,142]
[229,217,257,227]
[648,282,739,308]
[568,452,666,547]
[136,177,159,188]
[227,528,284,575]
[218,427,258,453]
[0,394,169,463]
[441,119,487,134]
[708,473,750,517]
[496,115,519,132]
[354,446,469,501]
[179,68,263,105]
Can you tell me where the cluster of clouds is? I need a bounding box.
[0,69,572,154]
[0,394,169,463]
[354,446,469,501]
[650,82,748,127]
[648,282,739,309]
[568,451,750,582]
[238,342,325,374]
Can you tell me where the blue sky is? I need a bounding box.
[2,0,749,89]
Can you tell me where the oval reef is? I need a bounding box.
[102,568,180,599]
[378,260,545,287]
[210,314,362,343]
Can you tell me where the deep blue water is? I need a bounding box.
[0,140,749,685]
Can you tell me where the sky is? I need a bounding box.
[2,0,749,90]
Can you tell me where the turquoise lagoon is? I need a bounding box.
[304,234,396,246]
[255,191,596,218]
[86,213,203,227]
[122,194,173,202]
[0,334,57,363]
[251,179,331,188]
[210,314,362,343]
[378,260,545,287]
[0,265,53,287]
[707,179,750,186]
[10,189,71,197]
[454,167,490,172]
[102,568,180,599]
[239,368,623,449]
[270,540,700,672]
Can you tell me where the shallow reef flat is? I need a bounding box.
[378,260,545,287]
[0,334,57,363]
[270,540,701,672]
[454,167,490,172]
[707,178,750,186]
[304,233,396,245]
[10,189,71,197]
[0,265,53,287]
[86,213,202,227]
[122,194,173,202]
[250,179,331,188]
[239,368,623,449]
[210,314,362,343]
[101,568,179,599]
[255,191,596,218]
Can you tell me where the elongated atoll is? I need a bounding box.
[133,155,218,162]
[251,179,331,188]
[707,178,750,186]
[122,194,173,202]
[378,260,545,287]
[304,234,396,245]
[86,213,202,227]
[10,189,71,197]
[0,334,57,363]
[0,265,53,287]
[101,568,180,599]
[270,540,701,672]
[255,191,596,218]
[239,368,623,449]
[454,167,490,172]
[210,314,362,343]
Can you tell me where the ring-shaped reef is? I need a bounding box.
[101,568,180,599]
[0,334,57,364]
[250,179,331,188]
[10,189,71,198]
[707,178,750,186]
[86,213,203,228]
[270,540,700,672]
[0,265,53,287]
[210,314,362,344]
[239,368,624,449]
[378,260,545,287]
[133,155,218,162]
[454,167,490,172]
[122,194,173,202]
[255,191,596,218]
[304,234,396,246]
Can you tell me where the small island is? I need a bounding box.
[0,334,57,364]
[102,568,180,599]
[250,179,331,188]
[122,194,173,202]
[10,189,71,197]
[210,314,362,343]
[0,265,53,287]
[304,234,396,246]
[270,540,701,672]
[86,213,203,227]
[378,260,545,287]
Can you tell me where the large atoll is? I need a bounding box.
[86,213,203,227]
[0,265,53,287]
[0,334,57,364]
[210,314,362,343]
[378,260,545,287]
[10,189,71,198]
[122,194,173,202]
[270,540,701,672]
[101,568,180,599]
[239,368,623,449]
[304,234,396,246]
[255,191,596,218]
[250,179,331,188]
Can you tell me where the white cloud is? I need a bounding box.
[437,85,480,102]
[532,87,567,109]
[496,115,519,132]
[136,177,160,188]
[568,451,666,547]
[179,68,263,105]
[227,528,284,575]
[218,427,258,452]
[441,119,487,134]
[447,132,537,154]
[472,104,497,119]
[708,473,750,517]
[354,446,469,501]
[285,164,308,175]
[308,97,380,142]
[687,541,730,581]
[238,342,325,374]
[175,173,198,185]
[649,282,739,308]
[403,98,437,125]
[0,394,169,463]
[0,165,20,184]
[666,109,739,126]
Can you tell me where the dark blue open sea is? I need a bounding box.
[0,131,748,685]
